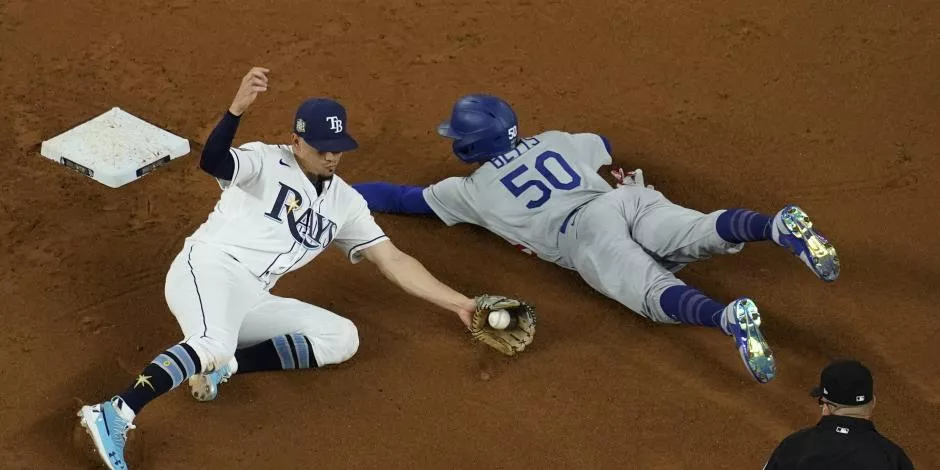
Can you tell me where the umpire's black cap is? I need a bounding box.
[810,359,874,406]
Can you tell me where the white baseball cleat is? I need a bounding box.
[189,357,238,402]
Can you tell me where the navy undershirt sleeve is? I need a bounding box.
[352,182,437,217]
[200,111,241,180]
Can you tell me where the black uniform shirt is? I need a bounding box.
[764,415,914,469]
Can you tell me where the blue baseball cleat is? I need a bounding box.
[772,205,840,282]
[77,397,135,470]
[189,357,238,402]
[723,298,776,384]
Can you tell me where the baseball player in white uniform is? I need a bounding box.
[353,94,840,386]
[77,68,484,470]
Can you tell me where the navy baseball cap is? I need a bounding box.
[293,98,358,153]
[809,359,874,406]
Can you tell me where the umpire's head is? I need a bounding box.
[810,359,876,418]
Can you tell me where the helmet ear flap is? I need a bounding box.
[453,140,477,162]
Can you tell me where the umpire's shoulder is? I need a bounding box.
[772,425,816,452]
[761,426,814,470]
[874,433,913,464]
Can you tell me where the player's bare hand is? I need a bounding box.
[458,299,475,328]
[611,167,651,189]
[229,67,270,116]
[610,167,627,187]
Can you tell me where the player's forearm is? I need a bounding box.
[352,182,436,216]
[377,249,473,316]
[199,110,240,179]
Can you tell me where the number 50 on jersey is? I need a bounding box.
[500,151,582,209]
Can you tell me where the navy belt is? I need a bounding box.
[559,204,588,234]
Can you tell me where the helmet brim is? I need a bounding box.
[436,121,461,139]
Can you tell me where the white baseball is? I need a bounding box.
[488,309,511,330]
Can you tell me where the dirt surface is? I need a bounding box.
[2,0,938,468]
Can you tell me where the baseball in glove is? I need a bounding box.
[469,295,537,356]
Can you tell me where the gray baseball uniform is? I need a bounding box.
[422,131,742,322]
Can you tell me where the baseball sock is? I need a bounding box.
[715,209,772,243]
[235,333,318,373]
[117,343,202,416]
[659,285,725,330]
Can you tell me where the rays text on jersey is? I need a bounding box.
[265,182,338,249]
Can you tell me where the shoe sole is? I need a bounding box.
[189,367,235,402]
[77,406,119,470]
[189,375,219,402]
[780,206,840,282]
[733,299,776,384]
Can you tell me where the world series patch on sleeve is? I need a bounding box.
[469,294,537,356]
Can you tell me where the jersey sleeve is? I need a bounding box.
[570,133,613,171]
[422,176,483,226]
[333,189,390,264]
[223,142,265,188]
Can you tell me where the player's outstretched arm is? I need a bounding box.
[360,239,475,327]
[352,182,439,217]
[199,66,269,180]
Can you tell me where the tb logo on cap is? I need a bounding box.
[326,116,343,133]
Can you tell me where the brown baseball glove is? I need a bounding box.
[469,294,537,356]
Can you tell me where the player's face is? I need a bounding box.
[291,135,343,177]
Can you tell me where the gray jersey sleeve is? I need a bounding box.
[422,176,484,226]
[570,133,613,171]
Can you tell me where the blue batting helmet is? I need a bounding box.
[437,94,519,163]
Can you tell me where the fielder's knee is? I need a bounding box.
[183,336,236,373]
[303,317,360,367]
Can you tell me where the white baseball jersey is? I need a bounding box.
[422,131,613,264]
[187,141,388,287]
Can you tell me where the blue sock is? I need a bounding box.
[715,209,772,243]
[235,333,318,373]
[119,342,202,414]
[659,285,725,329]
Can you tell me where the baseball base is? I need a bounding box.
[40,107,191,188]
